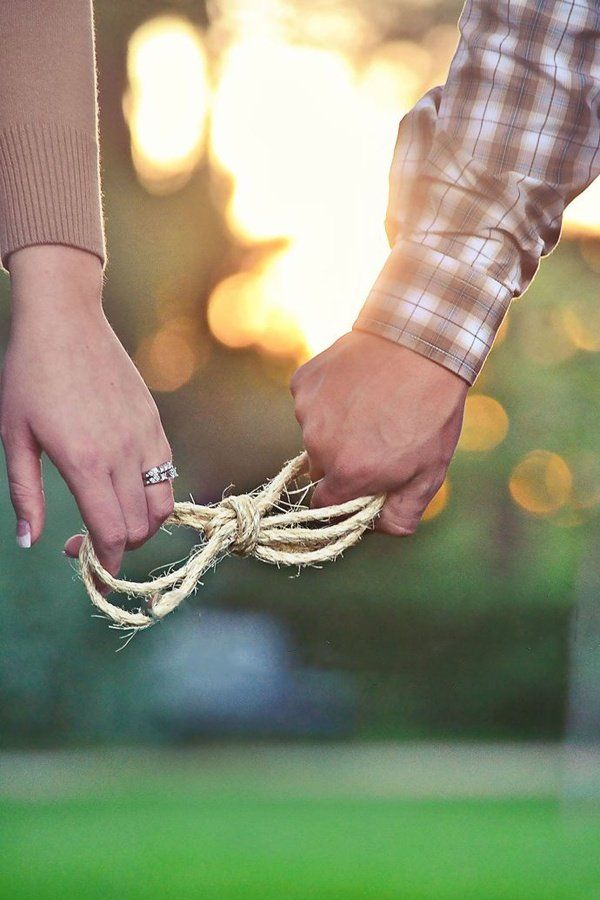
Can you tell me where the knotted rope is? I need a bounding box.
[77,452,385,631]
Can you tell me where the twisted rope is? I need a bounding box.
[77,452,385,631]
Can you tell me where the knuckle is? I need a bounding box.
[419,475,445,503]
[312,480,345,507]
[128,524,149,546]
[119,434,137,457]
[301,424,322,455]
[330,455,369,491]
[293,397,307,425]
[101,526,127,552]
[430,478,446,499]
[380,515,418,537]
[289,367,306,397]
[69,446,103,475]
[378,497,422,536]
[149,496,174,528]
[328,464,349,487]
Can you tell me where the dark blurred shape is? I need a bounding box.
[564,532,600,804]
[150,608,356,739]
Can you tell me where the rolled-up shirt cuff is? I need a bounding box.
[353,240,512,384]
[0,121,105,269]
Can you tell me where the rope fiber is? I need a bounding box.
[77,452,385,631]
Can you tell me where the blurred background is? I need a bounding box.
[2,0,600,896]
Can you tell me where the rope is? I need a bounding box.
[77,452,385,631]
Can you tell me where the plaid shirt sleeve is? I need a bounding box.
[354,0,600,383]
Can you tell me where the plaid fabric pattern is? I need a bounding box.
[355,0,600,382]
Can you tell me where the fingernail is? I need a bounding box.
[16,519,31,549]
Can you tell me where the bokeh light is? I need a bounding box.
[422,479,450,522]
[568,450,600,511]
[123,15,209,194]
[207,262,306,358]
[520,307,576,366]
[207,270,270,350]
[578,238,600,272]
[135,316,209,392]
[561,301,600,352]
[458,395,509,452]
[509,450,572,517]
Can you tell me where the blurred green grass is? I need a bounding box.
[2,797,600,899]
[2,746,600,899]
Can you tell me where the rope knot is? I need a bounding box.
[220,493,261,556]
[77,452,386,632]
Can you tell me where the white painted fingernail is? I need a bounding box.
[16,519,31,549]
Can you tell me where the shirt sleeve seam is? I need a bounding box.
[355,316,480,376]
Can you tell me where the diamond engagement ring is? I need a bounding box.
[142,460,178,487]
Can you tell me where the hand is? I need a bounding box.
[290,331,468,535]
[1,245,174,584]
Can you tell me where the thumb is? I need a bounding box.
[2,431,45,547]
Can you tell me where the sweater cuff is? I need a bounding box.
[354,240,512,384]
[0,121,105,269]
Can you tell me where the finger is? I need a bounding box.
[69,477,127,589]
[66,481,174,556]
[2,429,45,546]
[306,453,325,484]
[64,533,84,558]
[310,461,378,508]
[112,466,150,550]
[310,474,349,509]
[311,466,427,536]
[375,488,426,537]
[144,479,175,539]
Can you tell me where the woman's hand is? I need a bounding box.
[290,331,468,535]
[1,245,174,582]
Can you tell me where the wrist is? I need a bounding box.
[8,245,104,320]
[350,330,469,395]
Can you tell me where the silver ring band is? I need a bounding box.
[142,460,178,487]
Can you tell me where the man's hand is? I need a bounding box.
[1,245,173,583]
[290,331,468,535]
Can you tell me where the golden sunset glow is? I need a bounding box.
[509,450,572,516]
[208,33,424,357]
[123,7,600,365]
[123,15,209,194]
[207,264,305,358]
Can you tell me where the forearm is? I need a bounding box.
[356,0,600,382]
[9,247,103,325]
[0,0,105,269]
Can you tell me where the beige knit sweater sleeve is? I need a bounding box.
[0,0,105,268]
